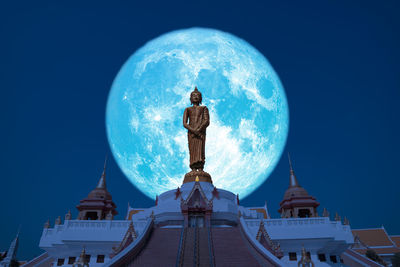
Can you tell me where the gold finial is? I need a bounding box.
[195,176,199,182]
[335,212,341,222]
[55,216,61,225]
[65,210,72,220]
[44,219,50,229]
[322,208,330,218]
[106,210,113,220]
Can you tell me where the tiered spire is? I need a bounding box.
[96,155,108,189]
[288,153,300,187]
[279,153,320,218]
[76,154,117,220]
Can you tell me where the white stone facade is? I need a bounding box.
[245,217,354,266]
[39,220,132,266]
[36,181,356,266]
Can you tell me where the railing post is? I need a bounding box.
[194,227,198,266]
[207,226,215,267]
[175,221,185,267]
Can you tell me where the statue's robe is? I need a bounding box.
[184,106,210,169]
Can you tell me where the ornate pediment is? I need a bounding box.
[111,221,137,257]
[256,220,283,259]
[181,181,213,212]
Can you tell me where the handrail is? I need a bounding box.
[239,217,283,267]
[175,222,185,267]
[194,227,199,266]
[178,228,187,267]
[342,249,385,267]
[105,218,154,267]
[207,226,215,267]
[21,252,52,267]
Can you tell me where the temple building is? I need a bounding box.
[11,86,399,267]
[16,155,399,267]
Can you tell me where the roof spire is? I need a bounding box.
[17,224,21,238]
[96,154,108,189]
[288,152,300,187]
[3,228,20,264]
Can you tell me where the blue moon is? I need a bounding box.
[106,28,289,199]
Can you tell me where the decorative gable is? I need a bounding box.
[181,181,212,209]
[256,221,283,259]
[180,181,213,228]
[110,222,137,258]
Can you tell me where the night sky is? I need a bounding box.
[1,0,399,260]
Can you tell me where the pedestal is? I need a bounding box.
[183,170,212,184]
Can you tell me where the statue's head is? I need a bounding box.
[190,87,202,105]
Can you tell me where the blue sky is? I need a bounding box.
[0,0,399,259]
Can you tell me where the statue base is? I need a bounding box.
[183,170,212,184]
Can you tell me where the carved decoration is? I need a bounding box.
[175,187,182,200]
[72,247,89,267]
[55,216,61,225]
[65,210,72,221]
[256,220,283,259]
[297,246,315,267]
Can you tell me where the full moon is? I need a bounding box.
[106,28,289,199]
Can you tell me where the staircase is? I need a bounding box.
[211,227,262,267]
[177,227,214,267]
[128,227,181,267]
[198,227,211,266]
[127,226,272,267]
[180,228,196,266]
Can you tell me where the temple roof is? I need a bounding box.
[352,228,397,247]
[351,228,400,255]
[391,235,400,247]
[279,154,319,210]
[353,247,400,254]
